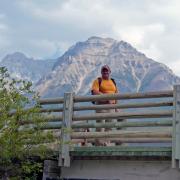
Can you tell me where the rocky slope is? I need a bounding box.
[0,52,56,85]
[36,36,180,97]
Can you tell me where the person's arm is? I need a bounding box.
[91,79,101,94]
[92,89,103,95]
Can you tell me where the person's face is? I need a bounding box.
[101,68,110,79]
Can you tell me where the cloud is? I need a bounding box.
[113,23,165,46]
[0,0,180,75]
[0,15,5,20]
[27,39,70,59]
[0,14,10,52]
[168,60,180,76]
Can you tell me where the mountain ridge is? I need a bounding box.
[0,52,57,84]
[35,36,180,97]
[0,37,179,98]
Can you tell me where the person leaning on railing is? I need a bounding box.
[91,65,120,146]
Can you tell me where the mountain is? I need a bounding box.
[36,36,180,97]
[0,52,57,84]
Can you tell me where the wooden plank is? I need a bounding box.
[172,85,177,168]
[38,119,172,130]
[23,137,172,145]
[39,97,64,105]
[50,130,172,140]
[24,137,172,145]
[73,110,173,121]
[176,85,180,168]
[59,92,74,167]
[173,85,180,168]
[71,138,172,143]
[72,120,172,129]
[38,101,173,112]
[40,107,63,113]
[74,101,173,111]
[74,91,173,102]
[20,115,63,125]
[20,110,173,125]
[71,130,172,139]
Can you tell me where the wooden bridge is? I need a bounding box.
[27,85,180,179]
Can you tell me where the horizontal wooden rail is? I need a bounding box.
[38,90,173,105]
[74,101,173,111]
[38,120,173,130]
[39,101,173,113]
[71,130,172,139]
[72,120,173,128]
[72,138,172,143]
[39,107,63,113]
[12,101,173,115]
[50,131,172,141]
[73,110,173,121]
[20,115,63,125]
[25,137,172,145]
[74,90,173,102]
[20,110,173,125]
[39,97,64,105]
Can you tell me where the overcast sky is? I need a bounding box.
[0,0,180,75]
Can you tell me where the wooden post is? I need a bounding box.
[172,85,180,168]
[59,92,74,167]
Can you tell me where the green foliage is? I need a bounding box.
[0,67,54,179]
[21,160,43,180]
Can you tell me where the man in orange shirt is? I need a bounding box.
[92,65,118,104]
[91,65,119,145]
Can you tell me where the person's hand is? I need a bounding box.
[108,100,116,104]
[115,108,121,113]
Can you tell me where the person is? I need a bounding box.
[91,65,120,146]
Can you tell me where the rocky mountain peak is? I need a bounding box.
[1,52,28,62]
[0,52,57,84]
[66,36,115,55]
[87,36,116,44]
[36,37,180,97]
[1,37,179,98]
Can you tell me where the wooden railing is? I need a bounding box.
[22,85,180,169]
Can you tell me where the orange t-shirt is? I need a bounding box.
[92,78,118,104]
[92,78,117,93]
